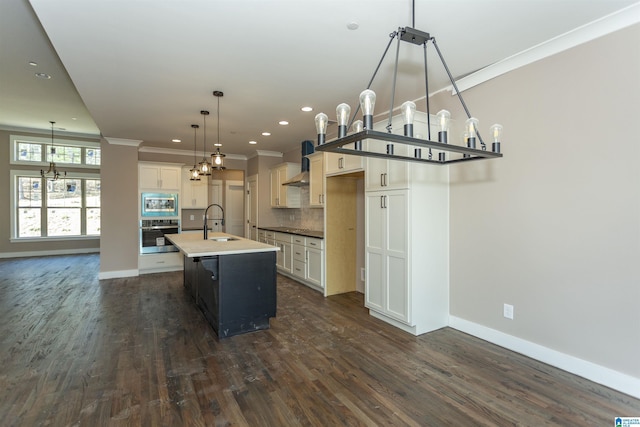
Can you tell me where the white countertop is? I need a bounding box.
[166,232,280,258]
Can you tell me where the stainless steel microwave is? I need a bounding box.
[141,192,179,217]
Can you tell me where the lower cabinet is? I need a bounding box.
[138,252,183,274]
[260,229,325,292]
[274,232,293,274]
[186,252,277,338]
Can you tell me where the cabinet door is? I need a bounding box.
[277,166,290,206]
[139,165,160,189]
[384,191,409,323]
[270,169,280,207]
[365,193,386,312]
[159,167,180,190]
[309,154,324,207]
[306,247,323,288]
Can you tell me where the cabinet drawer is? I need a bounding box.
[292,235,305,245]
[306,237,324,249]
[264,231,276,239]
[292,244,305,262]
[292,259,306,279]
[275,232,293,243]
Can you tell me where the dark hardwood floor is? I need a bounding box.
[0,254,638,426]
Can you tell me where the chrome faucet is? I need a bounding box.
[203,203,225,240]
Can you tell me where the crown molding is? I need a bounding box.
[104,137,143,147]
[138,145,247,160]
[0,124,101,140]
[249,150,284,159]
[452,2,640,94]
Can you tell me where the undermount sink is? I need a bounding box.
[208,237,239,242]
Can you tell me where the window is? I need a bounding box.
[12,171,100,239]
[11,135,100,167]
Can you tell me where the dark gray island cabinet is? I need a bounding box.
[167,233,279,338]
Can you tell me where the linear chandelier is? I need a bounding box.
[314,24,504,165]
[41,121,66,180]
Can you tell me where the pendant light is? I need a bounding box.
[211,90,226,170]
[189,124,201,181]
[40,121,66,180]
[198,110,212,176]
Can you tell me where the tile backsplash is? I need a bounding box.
[272,186,324,231]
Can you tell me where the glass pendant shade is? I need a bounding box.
[190,124,201,181]
[315,112,328,145]
[199,110,211,176]
[336,103,351,138]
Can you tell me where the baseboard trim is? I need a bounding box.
[0,248,99,259]
[98,269,139,280]
[449,316,640,399]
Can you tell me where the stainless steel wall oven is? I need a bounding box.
[139,219,180,254]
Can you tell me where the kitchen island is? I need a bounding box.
[166,232,279,338]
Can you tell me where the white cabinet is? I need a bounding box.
[325,152,363,176]
[274,232,293,274]
[364,111,449,336]
[306,242,323,289]
[365,112,438,191]
[181,167,208,209]
[270,162,301,208]
[308,152,324,208]
[138,252,183,273]
[139,163,181,190]
[365,190,409,322]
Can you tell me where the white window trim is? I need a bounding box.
[10,169,101,242]
[10,134,101,169]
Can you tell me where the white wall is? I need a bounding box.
[435,24,639,384]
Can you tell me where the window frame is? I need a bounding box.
[10,134,101,169]
[10,170,101,242]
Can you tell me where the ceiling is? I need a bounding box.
[1,0,637,158]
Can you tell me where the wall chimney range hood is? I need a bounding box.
[283,140,314,187]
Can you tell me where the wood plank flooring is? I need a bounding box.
[0,254,638,426]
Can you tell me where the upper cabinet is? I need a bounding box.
[365,112,437,191]
[181,167,208,209]
[139,163,181,190]
[325,152,363,176]
[270,162,301,208]
[308,152,324,208]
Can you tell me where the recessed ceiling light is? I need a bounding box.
[301,106,313,112]
[172,139,181,143]
[28,61,38,67]
[279,121,289,125]
[35,72,51,79]
[262,132,271,136]
[249,140,257,145]
[71,117,77,120]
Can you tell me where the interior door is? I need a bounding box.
[246,175,258,240]
[225,180,245,237]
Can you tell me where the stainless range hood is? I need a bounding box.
[282,170,309,187]
[282,140,314,187]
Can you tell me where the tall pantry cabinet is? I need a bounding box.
[364,112,449,335]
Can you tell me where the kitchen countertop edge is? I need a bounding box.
[258,226,324,239]
[166,232,280,258]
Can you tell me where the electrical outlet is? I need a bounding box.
[361,268,366,281]
[190,215,194,221]
[503,303,514,320]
